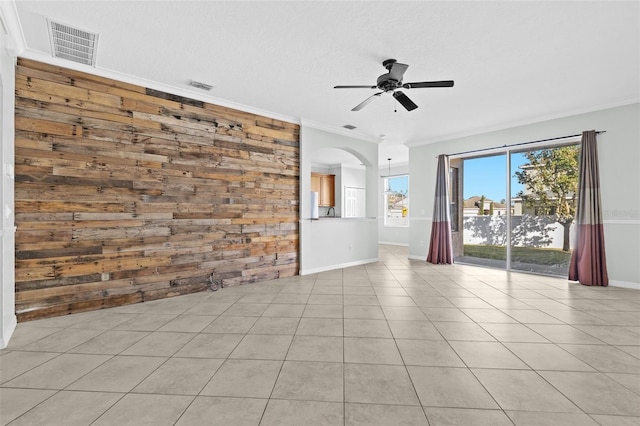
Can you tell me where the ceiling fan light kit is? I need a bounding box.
[334,59,454,112]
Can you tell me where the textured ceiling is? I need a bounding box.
[8,0,640,165]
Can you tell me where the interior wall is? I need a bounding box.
[14,59,300,321]
[299,125,378,274]
[409,103,640,287]
[0,24,17,348]
[378,162,410,246]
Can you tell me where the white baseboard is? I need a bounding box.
[0,315,17,350]
[300,258,379,275]
[378,241,409,247]
[408,255,426,261]
[609,280,640,290]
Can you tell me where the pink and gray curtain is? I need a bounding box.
[569,130,609,286]
[427,154,453,264]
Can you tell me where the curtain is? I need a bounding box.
[568,130,609,286]
[427,154,453,264]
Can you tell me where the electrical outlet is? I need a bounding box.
[101,272,109,281]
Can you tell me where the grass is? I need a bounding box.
[463,244,572,265]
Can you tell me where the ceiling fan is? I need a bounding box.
[334,59,454,112]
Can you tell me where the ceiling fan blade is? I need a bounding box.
[352,92,382,111]
[388,62,409,82]
[402,80,455,89]
[393,91,418,111]
[334,85,377,89]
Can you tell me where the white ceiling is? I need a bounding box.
[7,1,640,166]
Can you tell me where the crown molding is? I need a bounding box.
[405,97,640,148]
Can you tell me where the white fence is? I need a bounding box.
[463,214,575,250]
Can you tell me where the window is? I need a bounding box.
[384,175,409,227]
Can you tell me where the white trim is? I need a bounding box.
[300,258,379,275]
[0,1,26,55]
[17,48,300,125]
[603,219,640,225]
[0,315,17,350]
[378,241,409,247]
[301,119,381,144]
[405,98,640,147]
[408,254,426,261]
[609,280,640,290]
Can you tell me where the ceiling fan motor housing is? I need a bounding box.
[377,74,400,92]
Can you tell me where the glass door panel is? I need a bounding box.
[509,145,579,276]
[457,154,507,269]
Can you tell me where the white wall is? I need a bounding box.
[0,12,17,348]
[409,103,640,287]
[378,162,410,246]
[300,124,379,274]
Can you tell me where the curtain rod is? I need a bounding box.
[442,130,606,158]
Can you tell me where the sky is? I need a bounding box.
[463,153,527,202]
[387,175,408,194]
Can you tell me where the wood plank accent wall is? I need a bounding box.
[14,59,300,321]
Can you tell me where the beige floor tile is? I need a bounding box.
[92,393,193,426]
[0,351,59,383]
[260,399,343,426]
[272,360,343,402]
[504,342,595,371]
[382,306,428,321]
[344,319,392,338]
[120,331,195,357]
[501,309,564,324]
[574,325,640,345]
[421,307,473,322]
[344,337,403,365]
[479,322,549,342]
[0,388,56,424]
[312,286,343,295]
[174,333,243,358]
[448,297,494,309]
[200,359,282,398]
[133,357,223,395]
[526,324,605,344]
[308,294,343,305]
[303,304,344,318]
[606,373,640,395]
[506,410,600,425]
[539,371,640,416]
[388,320,443,340]
[4,326,62,349]
[156,315,217,333]
[67,355,165,392]
[343,305,385,319]
[343,295,380,306]
[590,414,640,426]
[462,308,518,323]
[229,334,292,360]
[8,390,123,426]
[424,407,512,426]
[221,303,269,317]
[183,302,233,316]
[237,293,277,304]
[377,295,417,307]
[342,286,376,296]
[449,341,529,369]
[286,335,343,362]
[543,309,611,325]
[408,366,498,409]
[3,353,111,389]
[114,313,178,331]
[175,396,267,426]
[201,316,257,334]
[19,328,104,353]
[396,339,465,367]
[248,316,300,335]
[344,363,419,405]
[296,318,343,336]
[346,403,428,426]
[68,330,149,354]
[472,368,581,413]
[433,322,496,341]
[261,303,306,317]
[272,293,310,304]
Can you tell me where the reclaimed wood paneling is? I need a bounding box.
[15,59,300,321]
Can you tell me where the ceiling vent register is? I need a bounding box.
[48,20,98,66]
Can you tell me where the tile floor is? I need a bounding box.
[1,245,639,425]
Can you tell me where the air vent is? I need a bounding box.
[48,20,98,66]
[343,124,357,130]
[188,80,214,91]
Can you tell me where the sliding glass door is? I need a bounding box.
[456,142,579,277]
